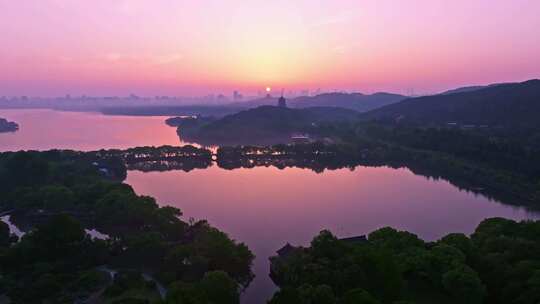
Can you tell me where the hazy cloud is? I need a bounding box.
[99,52,183,65]
[311,12,353,28]
[153,53,184,65]
[102,53,139,62]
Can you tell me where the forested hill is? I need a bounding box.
[177,106,360,145]
[363,79,540,127]
[290,92,406,112]
[233,92,406,112]
[439,83,507,95]
[440,85,488,95]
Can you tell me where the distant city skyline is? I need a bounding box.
[0,88,351,101]
[1,0,539,97]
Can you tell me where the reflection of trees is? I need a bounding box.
[217,157,357,173]
[356,156,538,211]
[216,154,534,209]
[95,145,212,163]
[92,145,213,173]
[127,160,213,172]
[216,144,359,173]
[87,144,537,210]
[217,145,540,209]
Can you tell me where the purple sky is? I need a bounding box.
[1,0,539,96]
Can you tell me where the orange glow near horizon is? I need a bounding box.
[0,1,539,96]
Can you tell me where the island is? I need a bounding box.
[168,105,359,146]
[0,118,18,133]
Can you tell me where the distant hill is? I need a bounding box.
[440,85,488,95]
[177,106,359,145]
[232,92,406,112]
[363,79,540,127]
[0,118,18,133]
[291,92,406,111]
[440,83,507,95]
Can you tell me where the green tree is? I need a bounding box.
[38,185,76,211]
[165,271,239,304]
[199,271,239,304]
[442,266,485,304]
[268,287,301,304]
[341,288,380,304]
[297,284,336,304]
[310,230,345,259]
[368,227,424,252]
[439,233,475,260]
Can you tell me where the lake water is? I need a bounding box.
[1,109,539,303]
[0,109,182,151]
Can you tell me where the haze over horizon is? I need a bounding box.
[1,0,539,97]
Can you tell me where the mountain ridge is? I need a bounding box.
[176,105,360,145]
[230,92,406,112]
[362,79,540,127]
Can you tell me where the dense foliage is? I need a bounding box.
[176,106,359,145]
[353,124,540,205]
[361,124,540,176]
[363,79,540,128]
[0,151,254,303]
[269,218,540,304]
[304,115,540,207]
[0,215,110,302]
[165,116,217,128]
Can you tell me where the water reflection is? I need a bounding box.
[125,165,539,303]
[0,109,182,151]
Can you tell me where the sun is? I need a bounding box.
[266,87,271,93]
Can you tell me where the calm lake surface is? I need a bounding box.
[0,109,181,151]
[1,109,539,303]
